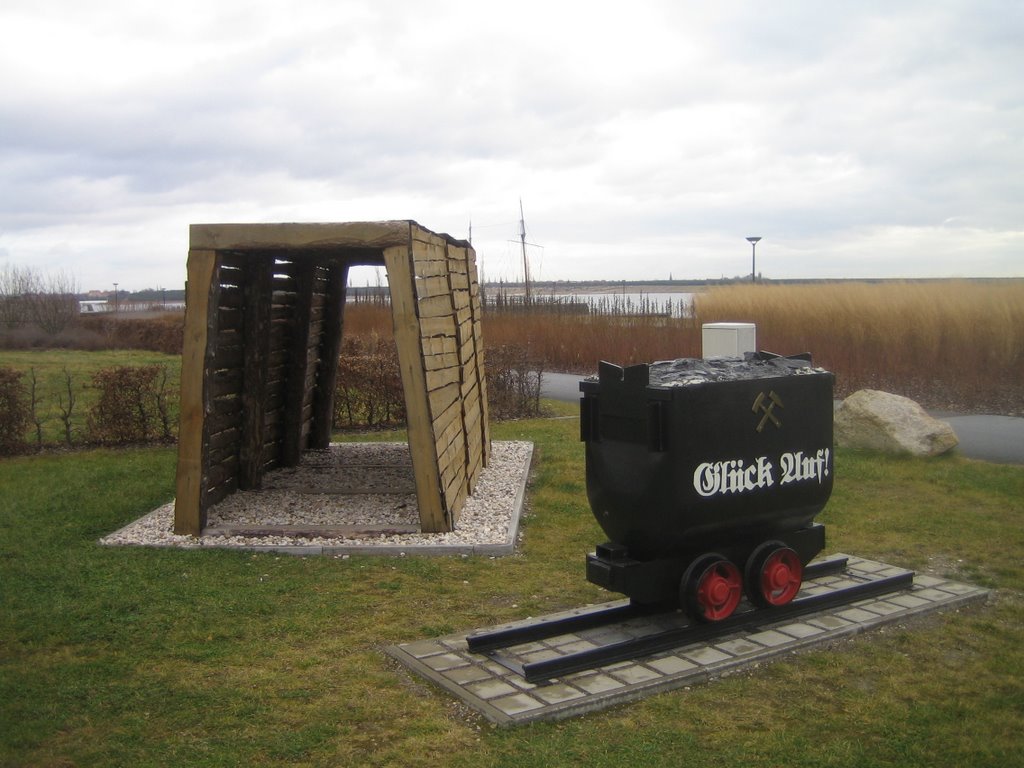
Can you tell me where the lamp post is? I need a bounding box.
[746,237,762,283]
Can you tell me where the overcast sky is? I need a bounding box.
[1,0,1021,291]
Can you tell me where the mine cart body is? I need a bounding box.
[580,356,835,611]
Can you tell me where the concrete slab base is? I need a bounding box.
[386,554,989,726]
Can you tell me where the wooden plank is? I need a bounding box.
[432,396,462,437]
[282,259,316,466]
[412,258,450,278]
[189,221,415,252]
[428,381,460,416]
[414,274,451,298]
[417,294,455,318]
[238,255,274,489]
[310,263,348,448]
[174,249,219,536]
[384,239,449,532]
[418,316,457,338]
[203,523,421,538]
[425,366,460,392]
[424,351,460,371]
[207,426,240,451]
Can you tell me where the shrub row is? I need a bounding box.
[331,337,544,429]
[0,365,177,455]
[0,338,546,453]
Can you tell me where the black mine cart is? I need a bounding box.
[580,354,835,621]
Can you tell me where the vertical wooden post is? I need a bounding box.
[310,262,348,449]
[384,239,448,532]
[174,249,219,536]
[238,255,274,489]
[282,259,315,466]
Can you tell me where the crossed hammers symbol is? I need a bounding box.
[752,390,784,432]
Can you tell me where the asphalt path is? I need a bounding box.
[541,371,1024,465]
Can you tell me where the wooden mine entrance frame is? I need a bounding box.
[173,221,490,537]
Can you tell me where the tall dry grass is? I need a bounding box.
[270,281,1024,414]
[694,280,1024,411]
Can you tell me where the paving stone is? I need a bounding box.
[855,600,905,616]
[913,574,945,587]
[808,615,854,630]
[533,683,586,704]
[491,693,544,716]
[887,593,931,609]
[555,639,598,654]
[584,628,635,644]
[849,559,887,574]
[466,679,519,700]
[681,646,732,665]
[716,639,763,656]
[913,588,956,602]
[422,652,469,672]
[403,639,445,659]
[547,633,587,648]
[572,674,626,694]
[646,655,698,675]
[748,629,793,647]
[443,665,492,685]
[510,642,547,654]
[935,582,984,596]
[773,622,824,639]
[521,648,561,664]
[608,664,661,685]
[836,607,880,624]
[826,578,860,591]
[879,566,911,578]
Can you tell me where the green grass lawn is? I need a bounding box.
[1,409,1022,767]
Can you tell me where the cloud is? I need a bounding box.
[0,0,1021,289]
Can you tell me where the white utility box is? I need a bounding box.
[702,322,757,358]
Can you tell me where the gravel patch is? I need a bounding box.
[100,441,534,556]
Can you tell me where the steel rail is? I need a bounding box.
[511,569,913,683]
[467,554,850,654]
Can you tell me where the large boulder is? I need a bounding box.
[834,389,959,457]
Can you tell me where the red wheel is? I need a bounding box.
[681,554,742,622]
[745,543,803,607]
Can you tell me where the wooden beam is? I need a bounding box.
[310,262,348,448]
[238,255,274,489]
[174,249,219,536]
[188,221,444,252]
[281,259,316,466]
[384,237,448,532]
[202,523,421,538]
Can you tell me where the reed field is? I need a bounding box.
[342,279,1022,413]
[480,279,1024,414]
[694,280,1023,410]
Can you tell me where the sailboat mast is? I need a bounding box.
[519,199,531,303]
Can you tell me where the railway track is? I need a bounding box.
[468,555,914,683]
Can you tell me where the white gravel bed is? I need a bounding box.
[100,441,533,554]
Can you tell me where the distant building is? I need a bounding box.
[79,300,111,314]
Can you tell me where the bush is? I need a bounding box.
[77,314,184,355]
[485,345,544,420]
[333,336,406,429]
[0,367,30,455]
[331,336,543,429]
[87,365,176,445]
